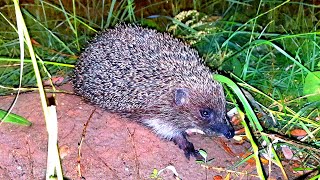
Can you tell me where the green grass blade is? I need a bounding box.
[0,109,32,126]
[0,57,75,68]
[40,1,97,32]
[12,0,63,178]
[21,9,75,55]
[106,0,117,28]
[72,0,80,51]
[213,74,266,179]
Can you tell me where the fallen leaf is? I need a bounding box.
[235,128,245,134]
[219,139,236,156]
[281,146,293,159]
[240,152,269,166]
[213,175,223,180]
[260,157,269,165]
[290,129,307,136]
[240,152,256,166]
[292,161,301,168]
[231,115,242,125]
[31,38,40,45]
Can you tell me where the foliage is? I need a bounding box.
[0,109,31,126]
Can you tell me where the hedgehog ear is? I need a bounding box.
[174,88,189,106]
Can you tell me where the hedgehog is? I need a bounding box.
[73,24,234,159]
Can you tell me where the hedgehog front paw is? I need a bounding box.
[172,133,199,160]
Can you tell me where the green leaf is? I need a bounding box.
[303,71,320,102]
[213,74,269,180]
[0,109,32,126]
[198,149,208,159]
[149,168,158,179]
[195,160,205,164]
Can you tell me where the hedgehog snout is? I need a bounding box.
[207,119,235,139]
[223,126,235,139]
[222,116,235,139]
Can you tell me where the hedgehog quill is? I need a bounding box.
[73,24,235,159]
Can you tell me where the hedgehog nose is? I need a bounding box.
[224,128,235,139]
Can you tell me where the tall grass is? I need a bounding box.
[167,1,319,179]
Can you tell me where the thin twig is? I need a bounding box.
[126,128,141,180]
[259,132,320,154]
[77,108,96,179]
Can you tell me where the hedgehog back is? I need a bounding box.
[73,25,221,114]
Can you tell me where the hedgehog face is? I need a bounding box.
[174,88,235,139]
[198,108,234,138]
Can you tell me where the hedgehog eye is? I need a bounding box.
[200,109,211,119]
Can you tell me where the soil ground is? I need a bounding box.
[0,83,296,180]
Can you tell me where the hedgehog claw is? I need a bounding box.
[172,133,198,160]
